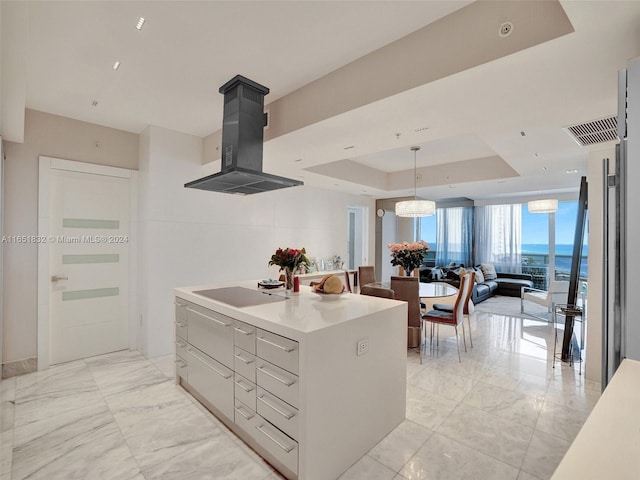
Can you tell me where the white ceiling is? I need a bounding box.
[3,0,640,202]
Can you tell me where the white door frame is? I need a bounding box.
[37,156,138,370]
[347,206,368,269]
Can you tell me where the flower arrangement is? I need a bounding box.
[269,247,312,274]
[388,240,430,276]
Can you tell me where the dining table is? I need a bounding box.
[419,281,459,311]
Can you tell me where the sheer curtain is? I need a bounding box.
[435,206,474,267]
[474,204,522,273]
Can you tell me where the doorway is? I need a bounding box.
[38,157,137,369]
[347,206,367,270]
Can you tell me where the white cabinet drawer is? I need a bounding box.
[186,345,234,421]
[234,399,256,426]
[175,355,188,382]
[234,373,256,411]
[237,411,298,476]
[256,358,299,409]
[234,320,256,354]
[256,329,299,375]
[233,347,256,382]
[174,299,188,340]
[175,338,188,360]
[254,417,298,475]
[187,305,233,369]
[257,387,299,440]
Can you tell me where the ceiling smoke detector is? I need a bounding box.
[499,22,513,37]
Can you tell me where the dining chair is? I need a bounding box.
[358,266,376,292]
[343,270,352,293]
[360,284,395,299]
[390,276,423,361]
[422,273,473,362]
[432,271,476,347]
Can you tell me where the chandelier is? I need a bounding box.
[527,198,558,213]
[395,146,436,217]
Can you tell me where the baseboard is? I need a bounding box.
[2,357,37,379]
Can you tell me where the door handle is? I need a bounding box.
[51,275,69,282]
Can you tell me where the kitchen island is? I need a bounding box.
[174,281,407,480]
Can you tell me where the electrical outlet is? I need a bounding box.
[357,338,369,356]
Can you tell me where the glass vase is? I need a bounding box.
[284,267,294,294]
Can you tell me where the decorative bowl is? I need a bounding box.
[312,287,347,300]
[258,279,284,289]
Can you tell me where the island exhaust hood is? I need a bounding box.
[185,75,303,195]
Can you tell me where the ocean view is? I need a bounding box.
[425,243,589,275]
[522,243,588,275]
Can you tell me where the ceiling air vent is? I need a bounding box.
[565,115,619,146]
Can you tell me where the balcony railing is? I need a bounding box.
[422,251,587,291]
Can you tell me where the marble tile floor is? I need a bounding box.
[0,309,600,480]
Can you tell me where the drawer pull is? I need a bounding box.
[176,339,187,348]
[257,365,295,387]
[233,352,254,364]
[186,307,231,327]
[174,321,187,328]
[174,302,187,307]
[258,394,295,420]
[187,347,232,379]
[235,405,254,420]
[234,379,255,393]
[234,326,253,336]
[257,336,296,352]
[255,424,295,453]
[175,359,187,368]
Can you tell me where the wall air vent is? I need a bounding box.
[564,115,619,146]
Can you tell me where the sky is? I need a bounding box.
[521,201,584,245]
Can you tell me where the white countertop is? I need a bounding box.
[551,358,640,479]
[175,280,405,341]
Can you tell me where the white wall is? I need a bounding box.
[138,126,375,357]
[2,110,138,365]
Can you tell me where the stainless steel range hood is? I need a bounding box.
[185,75,303,195]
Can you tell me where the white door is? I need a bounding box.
[49,169,130,364]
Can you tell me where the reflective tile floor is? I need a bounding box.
[0,309,600,480]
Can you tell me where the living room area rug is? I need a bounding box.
[473,295,553,321]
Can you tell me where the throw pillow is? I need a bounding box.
[430,267,443,280]
[474,267,485,283]
[481,263,497,280]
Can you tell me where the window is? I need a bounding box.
[435,206,474,267]
[521,204,550,289]
[554,201,588,282]
[519,201,588,288]
[418,214,437,266]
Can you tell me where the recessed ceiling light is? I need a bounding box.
[566,169,579,174]
[542,166,548,171]
[499,21,514,38]
[136,17,146,30]
[112,61,121,70]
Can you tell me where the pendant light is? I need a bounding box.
[395,146,436,217]
[528,198,558,213]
